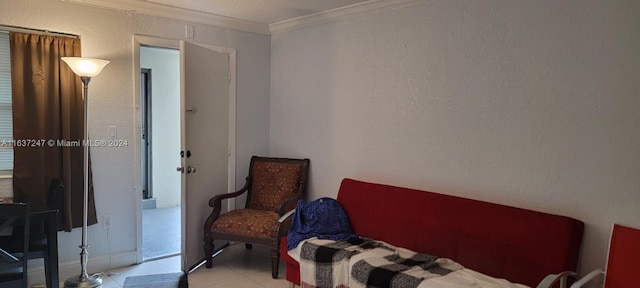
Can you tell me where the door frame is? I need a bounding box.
[132,35,237,264]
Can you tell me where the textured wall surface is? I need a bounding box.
[270,0,640,276]
[0,0,270,268]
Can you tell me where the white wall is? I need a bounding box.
[0,0,270,277]
[270,0,640,277]
[140,46,181,208]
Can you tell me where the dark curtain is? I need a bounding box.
[10,32,97,232]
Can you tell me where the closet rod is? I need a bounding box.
[0,24,79,38]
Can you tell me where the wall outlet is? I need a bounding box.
[108,126,117,139]
[102,215,112,229]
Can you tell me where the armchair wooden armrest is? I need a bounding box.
[278,195,300,216]
[271,209,296,247]
[274,208,296,243]
[204,180,250,235]
[536,271,577,288]
[208,180,249,210]
[273,209,296,241]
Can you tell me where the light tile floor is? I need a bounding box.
[97,242,291,288]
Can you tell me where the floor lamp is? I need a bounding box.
[61,57,109,288]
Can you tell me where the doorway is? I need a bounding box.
[140,45,181,261]
[134,35,237,272]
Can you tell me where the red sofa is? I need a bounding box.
[280,178,584,287]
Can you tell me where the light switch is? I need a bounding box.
[185,25,194,39]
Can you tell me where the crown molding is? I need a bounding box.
[269,0,431,34]
[61,0,430,36]
[61,0,270,35]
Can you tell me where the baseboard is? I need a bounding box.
[27,251,138,287]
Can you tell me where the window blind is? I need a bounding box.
[0,32,13,171]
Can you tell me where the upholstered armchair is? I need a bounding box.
[203,156,309,278]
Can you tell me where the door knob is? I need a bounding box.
[176,166,184,173]
[187,166,197,174]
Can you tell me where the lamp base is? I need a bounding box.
[64,274,103,288]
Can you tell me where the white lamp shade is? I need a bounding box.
[61,57,109,77]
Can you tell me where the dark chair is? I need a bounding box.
[203,156,309,278]
[1,179,62,288]
[25,178,64,288]
[0,203,30,288]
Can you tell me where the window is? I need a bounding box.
[0,32,13,175]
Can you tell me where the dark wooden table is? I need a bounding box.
[1,197,59,288]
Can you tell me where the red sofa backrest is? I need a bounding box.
[336,178,583,287]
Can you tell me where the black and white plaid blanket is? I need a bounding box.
[299,238,461,288]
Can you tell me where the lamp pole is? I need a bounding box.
[61,57,109,288]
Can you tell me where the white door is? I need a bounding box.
[179,40,230,271]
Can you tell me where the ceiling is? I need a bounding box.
[62,0,423,34]
[144,0,370,24]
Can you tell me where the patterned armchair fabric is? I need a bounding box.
[203,156,310,279]
[210,209,279,239]
[248,161,303,212]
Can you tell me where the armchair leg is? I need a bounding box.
[271,255,280,279]
[204,238,214,268]
[270,241,281,279]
